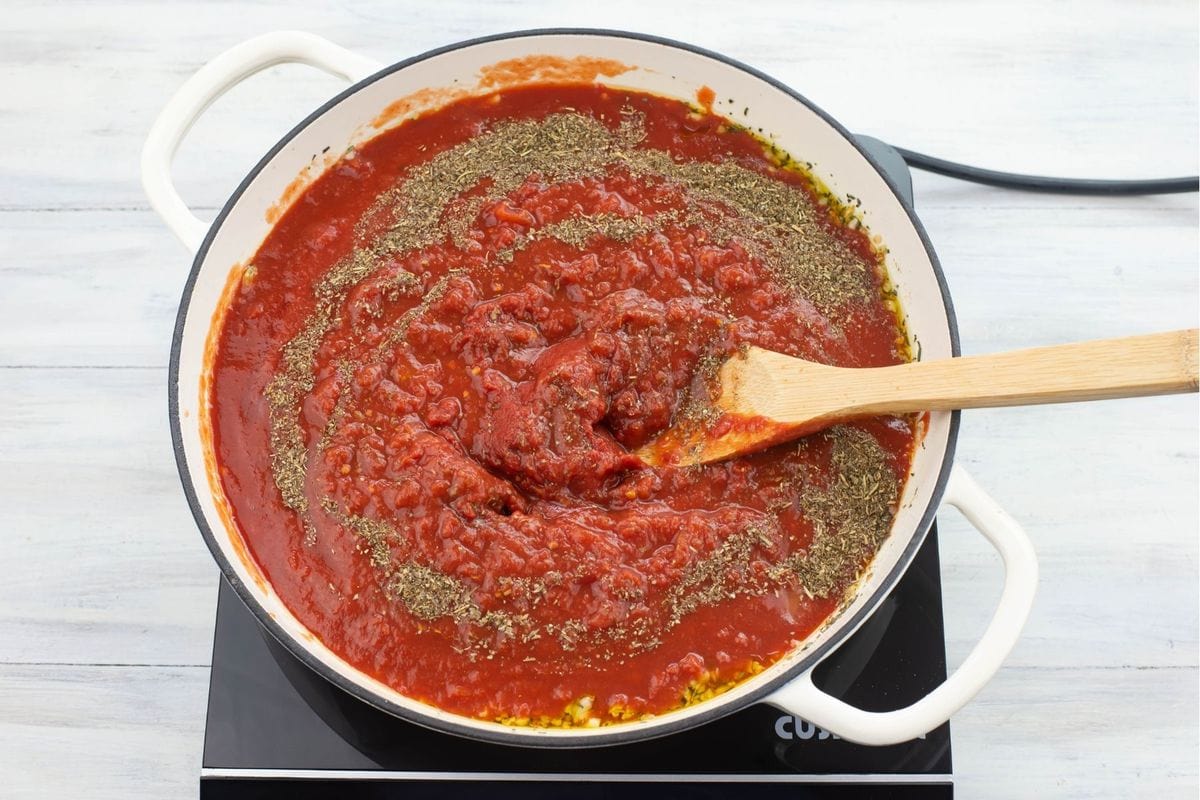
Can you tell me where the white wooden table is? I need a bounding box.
[1,2,1196,797]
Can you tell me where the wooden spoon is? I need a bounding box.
[637,329,1199,467]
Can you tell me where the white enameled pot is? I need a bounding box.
[143,29,1038,747]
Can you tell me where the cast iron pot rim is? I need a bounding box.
[169,27,962,748]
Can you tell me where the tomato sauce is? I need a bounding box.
[210,84,918,725]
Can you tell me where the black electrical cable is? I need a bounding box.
[893,146,1199,195]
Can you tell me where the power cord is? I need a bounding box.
[893,146,1199,195]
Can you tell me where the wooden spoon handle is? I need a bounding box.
[843,329,1198,417]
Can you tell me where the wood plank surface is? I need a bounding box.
[1,664,1192,798]
[0,1,1195,797]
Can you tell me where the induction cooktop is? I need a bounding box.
[199,137,954,799]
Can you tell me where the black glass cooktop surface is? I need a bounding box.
[200,136,953,798]
[201,528,951,797]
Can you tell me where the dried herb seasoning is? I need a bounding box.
[211,84,916,724]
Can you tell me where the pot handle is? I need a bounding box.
[765,464,1038,745]
[140,31,382,253]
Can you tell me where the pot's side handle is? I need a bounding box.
[141,31,382,253]
[765,464,1038,745]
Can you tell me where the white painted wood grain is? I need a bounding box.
[0,1,1195,798]
[0,666,209,799]
[0,367,1193,672]
[0,368,216,666]
[1,664,1191,799]
[2,202,1194,368]
[0,1,1195,212]
[952,666,1198,799]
